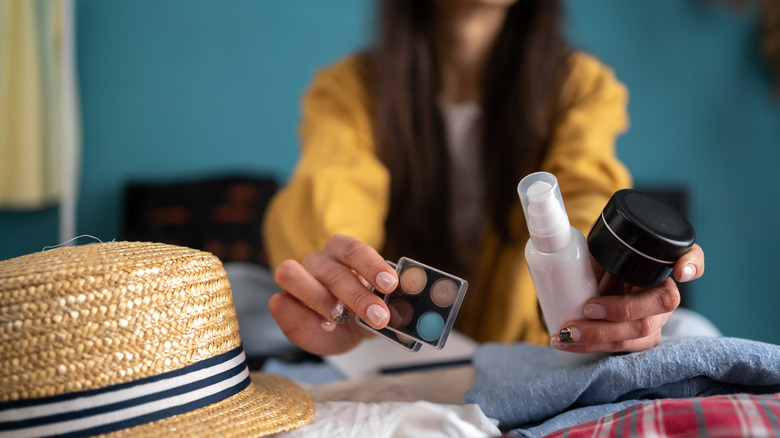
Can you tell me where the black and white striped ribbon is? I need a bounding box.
[0,346,250,438]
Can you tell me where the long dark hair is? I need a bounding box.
[370,0,569,274]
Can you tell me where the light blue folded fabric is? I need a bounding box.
[465,337,780,431]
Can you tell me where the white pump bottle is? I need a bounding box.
[518,172,606,366]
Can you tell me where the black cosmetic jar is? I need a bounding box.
[587,189,696,288]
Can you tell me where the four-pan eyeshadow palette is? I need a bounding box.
[358,257,468,351]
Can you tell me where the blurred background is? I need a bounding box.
[1,0,778,345]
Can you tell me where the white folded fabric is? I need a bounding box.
[269,401,500,438]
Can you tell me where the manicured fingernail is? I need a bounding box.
[681,264,696,282]
[366,304,388,327]
[559,327,581,344]
[551,335,569,350]
[321,320,336,332]
[375,271,397,292]
[584,303,606,319]
[331,302,349,324]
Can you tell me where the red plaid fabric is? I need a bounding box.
[545,393,780,437]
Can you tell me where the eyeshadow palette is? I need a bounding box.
[357,257,468,350]
[357,262,422,351]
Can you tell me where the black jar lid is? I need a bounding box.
[587,189,695,287]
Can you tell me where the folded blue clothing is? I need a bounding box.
[465,337,780,429]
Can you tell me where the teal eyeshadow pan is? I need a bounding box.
[417,312,445,341]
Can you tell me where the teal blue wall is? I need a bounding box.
[565,2,780,345]
[1,1,778,345]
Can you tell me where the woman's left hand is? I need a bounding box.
[550,243,705,353]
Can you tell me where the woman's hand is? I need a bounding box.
[268,234,399,356]
[550,243,705,353]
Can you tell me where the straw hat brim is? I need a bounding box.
[0,241,316,437]
[100,372,315,437]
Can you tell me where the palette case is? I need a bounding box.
[357,257,468,351]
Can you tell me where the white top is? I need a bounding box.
[440,101,485,270]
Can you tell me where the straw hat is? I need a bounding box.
[0,241,315,437]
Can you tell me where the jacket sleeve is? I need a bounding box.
[542,52,633,236]
[262,56,390,268]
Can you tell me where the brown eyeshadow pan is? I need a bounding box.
[388,299,414,329]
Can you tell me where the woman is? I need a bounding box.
[262,0,705,356]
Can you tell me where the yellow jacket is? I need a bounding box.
[263,52,632,346]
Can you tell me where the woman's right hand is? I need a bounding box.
[268,234,399,355]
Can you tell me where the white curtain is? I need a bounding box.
[0,0,81,243]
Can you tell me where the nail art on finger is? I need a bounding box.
[331,302,350,324]
[558,327,581,344]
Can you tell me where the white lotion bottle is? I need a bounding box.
[518,172,606,366]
